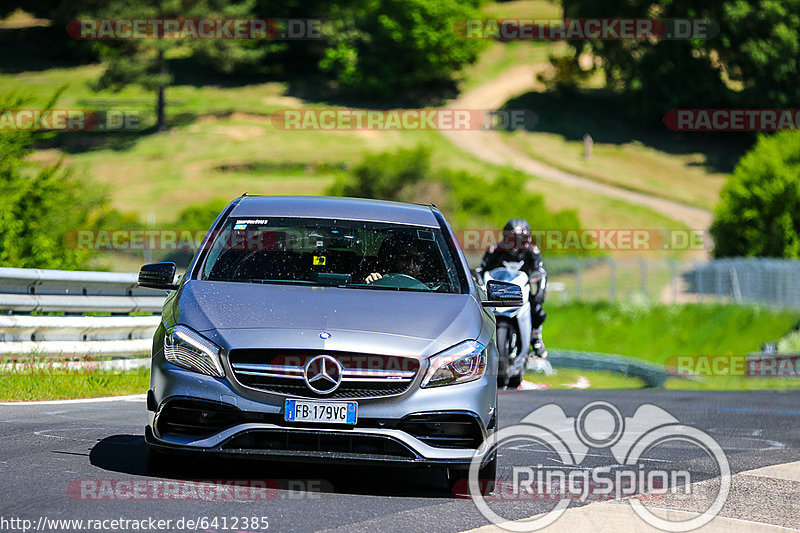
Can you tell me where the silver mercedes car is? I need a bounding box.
[138,195,522,490]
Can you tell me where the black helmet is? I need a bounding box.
[501,218,532,251]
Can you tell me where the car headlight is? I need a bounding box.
[421,340,486,388]
[164,325,224,378]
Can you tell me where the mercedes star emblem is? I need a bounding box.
[303,354,343,394]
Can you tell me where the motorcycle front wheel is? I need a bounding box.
[496,322,521,388]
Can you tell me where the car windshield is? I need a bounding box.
[200,217,464,293]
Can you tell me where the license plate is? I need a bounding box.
[284,399,357,424]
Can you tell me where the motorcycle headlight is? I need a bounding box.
[421,340,486,388]
[164,325,224,378]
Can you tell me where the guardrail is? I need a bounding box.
[0,267,165,358]
[547,349,669,387]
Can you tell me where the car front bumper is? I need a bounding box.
[147,360,496,467]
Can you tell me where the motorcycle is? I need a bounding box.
[474,261,545,388]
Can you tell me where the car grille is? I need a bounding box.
[221,430,418,460]
[156,399,243,438]
[398,413,485,449]
[228,350,420,399]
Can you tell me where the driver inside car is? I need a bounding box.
[365,234,427,283]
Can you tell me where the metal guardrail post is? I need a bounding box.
[730,267,742,303]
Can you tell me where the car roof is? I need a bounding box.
[229,196,440,227]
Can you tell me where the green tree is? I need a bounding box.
[0,93,107,269]
[560,0,800,119]
[715,0,800,107]
[710,130,800,257]
[319,0,484,97]
[92,0,264,131]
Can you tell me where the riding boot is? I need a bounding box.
[530,326,548,359]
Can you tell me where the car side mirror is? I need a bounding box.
[138,262,178,290]
[482,280,523,307]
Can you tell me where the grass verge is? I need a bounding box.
[524,369,646,389]
[545,301,800,365]
[664,376,800,391]
[0,366,149,401]
[523,369,800,390]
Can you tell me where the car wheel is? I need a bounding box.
[496,322,519,388]
[447,455,497,496]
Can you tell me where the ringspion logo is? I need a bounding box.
[469,401,730,531]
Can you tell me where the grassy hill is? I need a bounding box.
[1,1,745,273]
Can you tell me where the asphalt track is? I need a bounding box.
[1,390,799,532]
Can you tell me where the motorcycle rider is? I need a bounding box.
[477,219,548,359]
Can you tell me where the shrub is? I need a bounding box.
[326,145,429,202]
[0,93,107,269]
[711,131,800,257]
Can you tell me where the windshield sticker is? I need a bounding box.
[313,255,326,265]
[233,224,247,230]
[417,229,435,241]
[236,219,268,225]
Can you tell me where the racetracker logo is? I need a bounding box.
[67,18,321,40]
[667,354,800,378]
[454,18,717,41]
[469,401,730,531]
[664,109,800,131]
[269,109,536,131]
[68,479,327,501]
[455,229,708,252]
[0,110,140,131]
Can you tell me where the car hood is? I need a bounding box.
[173,280,482,356]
